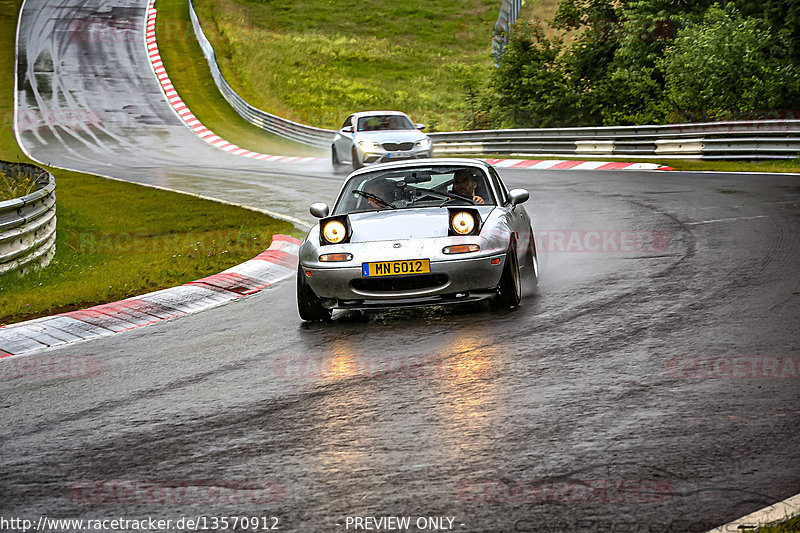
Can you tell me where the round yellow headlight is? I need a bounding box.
[322,220,347,243]
[451,212,475,235]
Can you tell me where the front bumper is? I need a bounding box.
[301,252,506,309]
[359,147,433,165]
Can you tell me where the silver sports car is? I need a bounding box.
[331,111,433,171]
[297,158,538,320]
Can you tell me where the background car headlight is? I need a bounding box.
[451,211,475,235]
[416,138,432,150]
[358,140,381,152]
[322,220,347,243]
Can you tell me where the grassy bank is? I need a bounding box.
[757,515,800,532]
[154,0,320,157]
[0,0,296,326]
[655,159,800,174]
[0,174,295,325]
[190,0,499,131]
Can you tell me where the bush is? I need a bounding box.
[661,4,800,121]
[487,21,581,128]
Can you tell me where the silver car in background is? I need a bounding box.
[331,111,433,171]
[297,159,538,321]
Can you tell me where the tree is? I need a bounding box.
[488,21,581,127]
[661,4,800,121]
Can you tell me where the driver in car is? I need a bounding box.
[452,169,485,204]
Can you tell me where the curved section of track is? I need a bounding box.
[14,0,336,225]
[4,0,800,531]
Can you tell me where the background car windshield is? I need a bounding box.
[333,166,495,215]
[357,115,414,132]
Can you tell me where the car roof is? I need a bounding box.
[346,158,493,179]
[350,111,411,118]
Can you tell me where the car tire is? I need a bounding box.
[493,246,522,309]
[524,232,539,290]
[352,147,363,170]
[297,265,332,321]
[332,146,346,173]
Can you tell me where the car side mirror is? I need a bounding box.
[508,189,529,206]
[309,203,330,218]
[415,123,426,130]
[341,126,354,134]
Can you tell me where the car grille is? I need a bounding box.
[351,274,448,293]
[382,142,414,151]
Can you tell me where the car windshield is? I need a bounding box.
[357,115,415,132]
[333,166,495,215]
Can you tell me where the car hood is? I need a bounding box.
[353,129,428,143]
[347,207,494,242]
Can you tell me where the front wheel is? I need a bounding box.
[493,247,522,308]
[331,146,346,173]
[297,265,331,321]
[352,147,364,170]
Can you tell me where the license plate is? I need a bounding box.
[387,152,409,159]
[362,259,430,277]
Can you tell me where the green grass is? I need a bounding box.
[655,159,800,173]
[154,0,320,157]
[0,0,27,164]
[0,165,38,201]
[190,0,500,131]
[756,515,800,532]
[0,172,296,325]
[0,0,297,326]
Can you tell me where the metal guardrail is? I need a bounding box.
[428,121,800,159]
[188,0,335,149]
[0,162,57,276]
[185,2,800,160]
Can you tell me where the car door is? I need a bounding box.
[333,115,355,163]
[490,167,532,264]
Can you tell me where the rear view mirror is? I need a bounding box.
[415,123,426,130]
[406,171,431,183]
[341,126,354,134]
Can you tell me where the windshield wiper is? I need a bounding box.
[438,191,477,206]
[353,190,397,209]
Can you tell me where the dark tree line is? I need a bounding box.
[476,0,800,127]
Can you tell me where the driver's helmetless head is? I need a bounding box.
[453,169,477,196]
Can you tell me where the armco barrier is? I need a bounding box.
[0,162,56,276]
[185,2,800,160]
[428,121,800,160]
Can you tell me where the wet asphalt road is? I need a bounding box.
[3,0,800,532]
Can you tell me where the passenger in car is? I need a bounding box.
[452,169,485,204]
[362,178,396,210]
